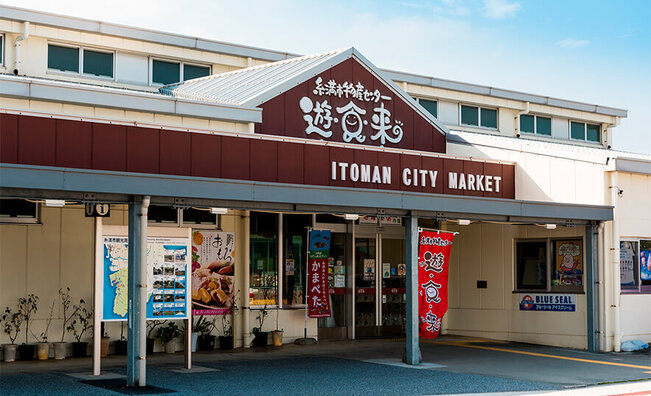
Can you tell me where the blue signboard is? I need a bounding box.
[519,293,575,312]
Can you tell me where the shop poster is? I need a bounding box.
[102,236,190,321]
[191,231,236,315]
[554,240,583,286]
[417,230,456,338]
[641,240,651,282]
[307,230,331,318]
[363,259,375,281]
[519,294,576,312]
[620,241,636,286]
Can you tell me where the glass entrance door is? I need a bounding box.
[354,237,377,337]
[380,238,406,336]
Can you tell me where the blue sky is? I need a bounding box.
[5,0,651,154]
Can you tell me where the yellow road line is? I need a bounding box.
[423,340,651,371]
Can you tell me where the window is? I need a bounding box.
[48,44,79,73]
[461,105,497,129]
[148,205,179,224]
[515,238,584,292]
[152,59,210,85]
[83,49,113,77]
[182,207,218,226]
[250,212,278,306]
[282,214,311,306]
[48,43,114,78]
[0,34,4,65]
[621,239,651,293]
[520,115,551,136]
[0,199,39,224]
[148,205,218,226]
[570,121,601,143]
[418,98,438,118]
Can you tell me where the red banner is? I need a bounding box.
[308,258,331,317]
[418,230,456,338]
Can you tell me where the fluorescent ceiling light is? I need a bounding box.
[343,214,359,221]
[209,207,228,215]
[457,219,471,226]
[545,224,557,230]
[44,199,65,207]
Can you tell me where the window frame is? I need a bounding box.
[620,238,651,294]
[520,114,552,136]
[0,33,4,67]
[514,237,585,294]
[147,205,219,229]
[459,104,498,130]
[149,57,211,86]
[569,120,602,144]
[47,42,115,81]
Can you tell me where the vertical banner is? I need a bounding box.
[307,230,332,318]
[418,230,456,338]
[191,231,236,315]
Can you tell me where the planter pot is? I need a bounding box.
[164,340,176,354]
[3,344,17,362]
[53,342,67,360]
[101,337,110,357]
[271,330,284,347]
[218,336,234,350]
[71,342,88,358]
[191,332,200,352]
[146,338,155,354]
[36,342,50,360]
[114,340,128,356]
[198,335,216,351]
[18,344,35,360]
[251,332,269,347]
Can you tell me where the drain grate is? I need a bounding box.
[79,378,176,394]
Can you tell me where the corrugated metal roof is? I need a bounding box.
[159,49,347,106]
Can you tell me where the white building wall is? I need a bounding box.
[444,222,588,349]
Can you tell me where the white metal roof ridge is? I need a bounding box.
[448,130,651,163]
[0,5,628,118]
[159,49,347,105]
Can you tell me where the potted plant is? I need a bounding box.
[17,294,38,360]
[157,322,181,354]
[146,320,167,354]
[219,289,239,350]
[114,321,127,355]
[271,307,283,347]
[66,298,92,358]
[54,287,78,360]
[251,306,269,347]
[193,315,216,352]
[31,300,55,360]
[1,306,23,362]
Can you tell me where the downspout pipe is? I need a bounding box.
[609,173,622,351]
[14,21,30,75]
[514,102,530,138]
[597,221,606,351]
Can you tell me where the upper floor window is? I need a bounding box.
[520,115,551,136]
[417,98,437,118]
[570,121,600,143]
[0,34,4,66]
[460,105,497,129]
[151,59,210,85]
[47,43,114,78]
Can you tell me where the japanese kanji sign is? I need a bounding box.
[307,230,332,318]
[418,230,455,338]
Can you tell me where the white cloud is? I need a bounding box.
[482,0,521,19]
[556,38,590,48]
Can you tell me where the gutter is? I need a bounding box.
[13,21,30,75]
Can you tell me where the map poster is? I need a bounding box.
[191,231,235,316]
[102,236,190,321]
